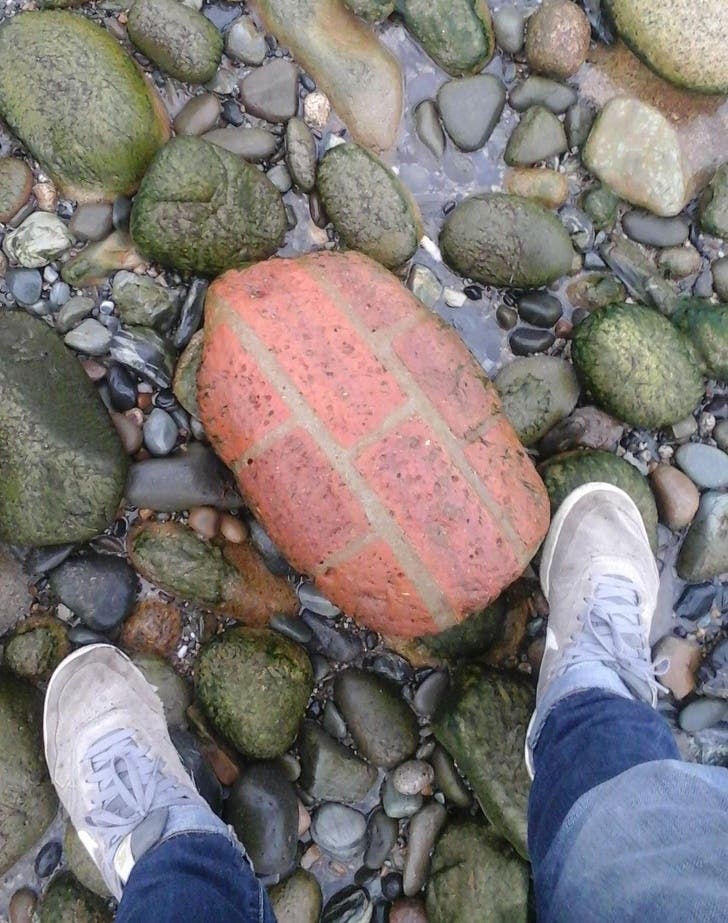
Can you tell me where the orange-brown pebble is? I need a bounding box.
[80,358,107,381]
[219,513,248,544]
[297,801,311,836]
[111,412,144,455]
[188,506,220,540]
[9,888,37,923]
[300,845,321,870]
[389,898,428,923]
[120,598,183,659]
[138,392,153,411]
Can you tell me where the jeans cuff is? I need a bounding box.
[159,805,249,865]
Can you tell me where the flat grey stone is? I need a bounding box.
[239,59,298,122]
[64,318,112,356]
[438,75,506,152]
[675,443,728,489]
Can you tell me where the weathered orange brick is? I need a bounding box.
[316,539,436,636]
[355,416,521,612]
[392,319,503,438]
[237,426,370,567]
[197,322,290,466]
[319,251,414,333]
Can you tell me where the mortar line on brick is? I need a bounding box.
[309,533,378,577]
[347,398,418,458]
[312,277,526,557]
[219,307,456,630]
[234,416,299,463]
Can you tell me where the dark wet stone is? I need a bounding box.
[239,59,299,122]
[622,210,690,248]
[247,518,293,576]
[381,873,404,901]
[565,100,596,149]
[364,808,398,870]
[496,305,518,330]
[298,581,341,618]
[414,100,445,159]
[142,407,178,456]
[112,196,132,232]
[413,670,449,716]
[110,325,175,389]
[311,803,367,861]
[303,610,364,662]
[677,492,728,582]
[678,697,728,732]
[492,5,525,54]
[509,76,577,114]
[437,75,505,152]
[50,553,136,631]
[298,720,378,803]
[34,840,62,878]
[698,639,728,700]
[322,886,371,923]
[67,626,110,645]
[125,443,240,511]
[107,363,138,411]
[25,543,75,575]
[517,292,562,328]
[505,105,567,165]
[270,613,313,644]
[173,278,208,350]
[170,728,223,813]
[560,205,595,252]
[6,268,42,306]
[363,651,414,684]
[509,327,555,355]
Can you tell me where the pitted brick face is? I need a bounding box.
[198,251,549,637]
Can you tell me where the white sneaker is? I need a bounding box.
[525,483,665,777]
[44,645,225,899]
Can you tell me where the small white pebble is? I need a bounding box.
[443,287,467,308]
[177,645,188,659]
[419,235,442,261]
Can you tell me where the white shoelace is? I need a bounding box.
[556,574,668,700]
[84,728,195,846]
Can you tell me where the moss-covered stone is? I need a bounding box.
[130,137,286,276]
[0,12,169,202]
[343,0,394,20]
[172,329,204,418]
[539,449,659,550]
[496,356,581,448]
[195,627,313,758]
[4,616,69,684]
[672,298,728,381]
[269,869,323,923]
[316,143,421,269]
[0,313,127,546]
[64,825,112,900]
[128,0,223,84]
[433,665,533,858]
[61,232,147,288]
[604,0,728,94]
[37,874,112,923]
[396,0,495,76]
[112,271,178,332]
[572,303,703,428]
[426,822,529,923]
[418,599,506,661]
[440,193,573,287]
[0,672,58,875]
[699,164,728,238]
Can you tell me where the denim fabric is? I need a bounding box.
[530,690,728,923]
[116,832,276,923]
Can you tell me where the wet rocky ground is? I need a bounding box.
[0,0,728,921]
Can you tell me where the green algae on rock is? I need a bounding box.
[269,869,323,923]
[130,137,287,276]
[0,11,169,202]
[343,0,393,20]
[253,0,403,151]
[496,357,581,447]
[61,232,147,288]
[195,627,313,759]
[173,329,204,419]
[396,0,495,76]
[433,666,532,859]
[440,193,574,288]
[127,0,223,84]
[4,616,70,684]
[0,313,127,546]
[426,822,529,923]
[37,874,112,923]
[571,303,703,429]
[539,449,659,550]
[604,0,728,94]
[0,672,58,875]
[316,142,421,269]
[672,298,728,382]
[699,163,728,239]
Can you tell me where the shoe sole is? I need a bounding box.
[539,482,650,599]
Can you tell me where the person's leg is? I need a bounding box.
[116,833,275,923]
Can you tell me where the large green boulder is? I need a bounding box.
[440,193,574,288]
[0,12,169,202]
[0,313,127,546]
[128,0,223,84]
[195,627,313,759]
[603,0,728,94]
[496,356,581,448]
[433,665,533,859]
[419,599,506,661]
[426,822,529,923]
[677,491,728,582]
[37,874,112,923]
[130,137,286,276]
[572,303,703,429]
[316,142,421,269]
[396,0,495,76]
[539,450,659,551]
[0,672,58,875]
[672,298,728,381]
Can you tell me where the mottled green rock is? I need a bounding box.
[297,720,378,803]
[64,825,112,900]
[699,164,728,239]
[433,665,532,859]
[0,672,58,875]
[0,12,169,202]
[419,599,506,661]
[112,271,178,331]
[0,314,127,546]
[173,329,204,418]
[130,137,286,276]
[539,450,659,550]
[582,184,620,230]
[128,0,223,84]
[37,874,112,923]
[254,0,403,151]
[396,0,495,76]
[426,822,529,923]
[672,298,728,381]
[496,357,581,447]
[604,0,728,94]
[286,118,317,192]
[504,105,567,166]
[195,627,313,758]
[269,869,323,923]
[440,193,574,287]
[317,142,421,269]
[572,303,703,428]
[4,616,69,684]
[343,0,393,19]
[677,491,728,581]
[61,232,147,288]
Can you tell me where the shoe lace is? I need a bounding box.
[557,574,668,700]
[84,728,195,846]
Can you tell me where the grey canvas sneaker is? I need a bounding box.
[44,644,235,900]
[525,483,666,778]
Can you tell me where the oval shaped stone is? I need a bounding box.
[0,11,169,202]
[440,193,574,288]
[398,0,495,76]
[198,251,550,637]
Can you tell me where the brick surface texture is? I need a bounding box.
[198,252,549,637]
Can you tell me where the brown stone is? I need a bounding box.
[120,598,183,659]
[0,158,32,222]
[219,513,248,543]
[188,505,220,539]
[389,898,428,923]
[652,634,702,701]
[650,464,700,531]
[9,888,37,923]
[525,0,591,79]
